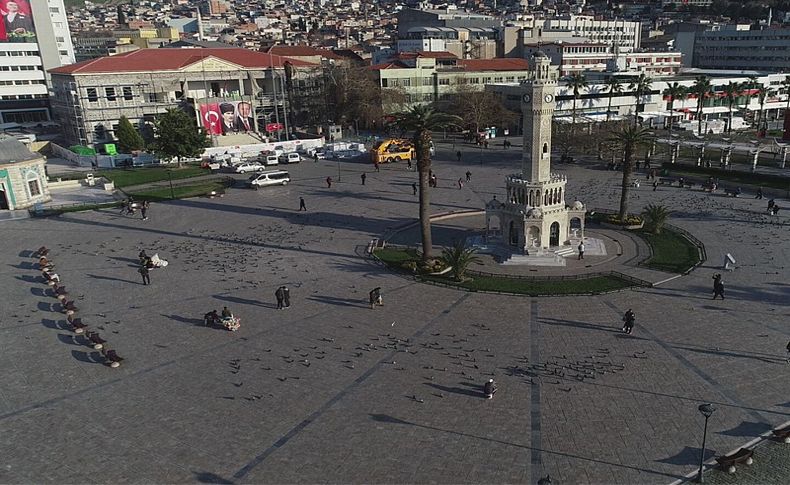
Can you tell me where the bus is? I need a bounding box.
[370,138,415,164]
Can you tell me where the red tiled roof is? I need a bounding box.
[368,61,409,70]
[263,45,343,60]
[49,48,317,75]
[456,58,530,71]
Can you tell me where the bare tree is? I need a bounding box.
[444,82,516,134]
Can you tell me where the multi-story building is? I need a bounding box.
[396,7,499,38]
[504,15,642,55]
[369,51,531,111]
[396,26,499,60]
[48,48,317,147]
[693,26,790,73]
[521,43,682,77]
[0,0,75,126]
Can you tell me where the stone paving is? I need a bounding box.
[0,140,788,484]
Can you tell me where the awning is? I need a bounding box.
[746,101,789,111]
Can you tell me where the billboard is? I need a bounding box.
[199,100,255,136]
[0,0,36,43]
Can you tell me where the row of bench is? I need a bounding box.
[714,425,790,474]
[35,246,125,368]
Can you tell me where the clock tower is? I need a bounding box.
[485,51,587,260]
[521,52,557,183]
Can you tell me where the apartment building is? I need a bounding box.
[369,52,531,111]
[0,0,75,125]
[521,42,682,77]
[693,26,790,73]
[48,48,317,147]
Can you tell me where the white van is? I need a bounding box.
[247,170,290,189]
[264,154,279,165]
[279,152,301,164]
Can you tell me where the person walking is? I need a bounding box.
[374,161,380,172]
[326,176,333,188]
[283,286,291,308]
[299,197,307,211]
[712,273,725,300]
[756,187,764,199]
[407,159,412,170]
[275,286,285,309]
[456,151,462,162]
[361,173,366,185]
[412,182,417,196]
[622,309,635,334]
[458,178,464,189]
[786,340,790,363]
[483,140,489,149]
[141,201,149,221]
[577,242,585,260]
[466,171,472,183]
[138,265,150,285]
[369,287,382,309]
[652,180,658,191]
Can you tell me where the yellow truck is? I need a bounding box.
[370,139,415,164]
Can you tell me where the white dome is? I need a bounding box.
[526,208,543,218]
[571,200,584,210]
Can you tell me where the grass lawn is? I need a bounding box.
[663,163,790,191]
[101,166,209,188]
[637,228,701,273]
[127,181,226,202]
[374,247,639,296]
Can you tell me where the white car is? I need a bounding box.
[279,152,301,164]
[247,170,291,188]
[234,162,265,173]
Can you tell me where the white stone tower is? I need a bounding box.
[485,51,586,258]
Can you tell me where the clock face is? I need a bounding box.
[544,94,554,103]
[522,94,531,104]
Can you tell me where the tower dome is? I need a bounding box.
[571,200,584,210]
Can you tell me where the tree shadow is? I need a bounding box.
[307,295,369,308]
[193,471,234,484]
[717,421,773,438]
[86,273,140,285]
[538,317,621,334]
[656,446,715,466]
[673,345,785,364]
[424,382,484,398]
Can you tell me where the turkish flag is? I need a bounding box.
[200,103,222,135]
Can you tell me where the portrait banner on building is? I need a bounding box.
[200,100,256,135]
[0,0,36,43]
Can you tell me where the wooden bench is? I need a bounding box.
[85,331,106,350]
[102,348,124,368]
[715,448,754,473]
[772,425,790,443]
[34,246,49,258]
[62,300,78,315]
[53,284,68,300]
[67,315,87,334]
[43,271,60,285]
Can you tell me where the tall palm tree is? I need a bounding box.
[604,76,623,122]
[394,105,461,263]
[722,81,742,134]
[609,126,653,220]
[755,87,775,134]
[566,73,588,133]
[662,82,686,137]
[691,75,712,136]
[628,73,653,126]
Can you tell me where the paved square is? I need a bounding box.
[0,141,788,483]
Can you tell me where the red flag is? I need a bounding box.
[200,103,222,135]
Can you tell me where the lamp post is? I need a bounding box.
[167,169,175,200]
[537,475,552,485]
[696,403,716,483]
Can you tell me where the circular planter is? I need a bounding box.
[601,221,644,231]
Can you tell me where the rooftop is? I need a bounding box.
[0,135,40,165]
[49,48,317,75]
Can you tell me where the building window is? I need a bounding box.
[122,86,133,101]
[381,79,388,87]
[49,6,59,13]
[27,178,41,197]
[401,79,410,87]
[438,78,450,85]
[94,125,106,140]
[59,50,68,56]
[105,87,116,101]
[422,78,432,86]
[87,88,98,102]
[56,37,65,43]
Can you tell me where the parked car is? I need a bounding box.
[331,150,358,160]
[234,161,265,173]
[247,170,291,189]
[264,154,279,165]
[279,152,301,164]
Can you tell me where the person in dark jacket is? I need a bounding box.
[275,286,285,309]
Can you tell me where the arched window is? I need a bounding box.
[543,191,548,206]
[25,170,42,197]
[542,143,548,154]
[558,188,562,204]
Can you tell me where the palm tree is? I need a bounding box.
[604,76,623,122]
[566,73,588,133]
[641,204,671,234]
[662,82,687,138]
[628,73,653,126]
[440,240,482,281]
[691,75,712,136]
[722,81,742,134]
[394,106,461,263]
[609,126,653,221]
[755,87,775,134]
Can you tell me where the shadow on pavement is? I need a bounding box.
[424,382,483,398]
[657,446,715,466]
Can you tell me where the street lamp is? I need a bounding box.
[167,169,175,200]
[696,403,716,483]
